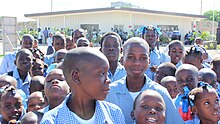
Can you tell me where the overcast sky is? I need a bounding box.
[0,0,219,22]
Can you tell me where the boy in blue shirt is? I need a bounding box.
[41,47,125,123]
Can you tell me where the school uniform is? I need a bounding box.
[107,63,126,83]
[40,94,126,124]
[7,68,31,97]
[145,49,170,80]
[0,51,17,75]
[105,75,184,124]
[185,117,220,124]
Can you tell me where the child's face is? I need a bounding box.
[133,93,165,124]
[163,81,179,99]
[168,44,184,65]
[0,92,23,123]
[30,60,44,77]
[123,43,149,78]
[144,30,157,49]
[78,58,110,101]
[29,82,44,94]
[101,35,121,62]
[195,39,203,45]
[44,70,69,99]
[184,55,202,70]
[66,40,75,50]
[28,94,47,112]
[193,89,220,123]
[176,70,198,94]
[53,38,65,52]
[212,64,220,82]
[15,52,33,72]
[33,41,38,49]
[22,37,33,49]
[202,75,218,89]
[55,52,66,63]
[154,67,172,84]
[77,40,89,47]
[73,31,84,43]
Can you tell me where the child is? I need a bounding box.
[168,40,185,67]
[0,75,17,88]
[44,33,66,66]
[131,90,166,124]
[21,111,44,124]
[46,49,68,74]
[0,34,34,75]
[41,48,125,123]
[72,28,86,44]
[66,36,75,50]
[40,69,69,113]
[183,45,205,70]
[186,82,220,124]
[161,76,180,99]
[141,25,170,80]
[100,31,126,82]
[154,62,177,84]
[27,91,47,112]
[0,86,24,124]
[76,37,90,47]
[199,68,218,89]
[106,37,183,124]
[30,58,45,77]
[212,57,220,91]
[29,76,45,94]
[7,49,33,97]
[175,64,198,121]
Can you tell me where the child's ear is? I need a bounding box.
[191,106,198,115]
[130,111,135,120]
[71,69,80,84]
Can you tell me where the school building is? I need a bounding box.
[25,7,206,40]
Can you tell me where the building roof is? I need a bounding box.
[25,7,206,19]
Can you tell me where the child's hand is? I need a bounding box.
[150,65,158,72]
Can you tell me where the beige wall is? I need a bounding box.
[37,11,195,40]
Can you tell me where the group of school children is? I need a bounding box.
[0,25,220,124]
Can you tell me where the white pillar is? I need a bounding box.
[63,16,66,28]
[37,17,40,29]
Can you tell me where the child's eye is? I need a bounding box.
[5,104,11,109]
[99,72,105,77]
[141,57,147,61]
[215,99,219,103]
[113,44,119,48]
[204,101,210,105]
[156,107,164,112]
[15,103,21,109]
[142,105,148,109]
[127,56,134,60]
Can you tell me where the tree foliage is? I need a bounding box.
[204,10,220,22]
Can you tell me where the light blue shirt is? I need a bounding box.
[176,61,183,68]
[108,63,126,83]
[40,94,126,124]
[185,117,220,124]
[105,75,184,124]
[44,53,55,66]
[0,51,17,75]
[9,68,31,97]
[145,49,170,80]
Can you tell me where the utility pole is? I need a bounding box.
[51,0,53,12]
[200,0,203,15]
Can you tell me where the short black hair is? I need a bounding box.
[100,31,122,48]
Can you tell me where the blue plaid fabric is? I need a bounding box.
[105,75,184,124]
[107,63,126,83]
[40,94,125,124]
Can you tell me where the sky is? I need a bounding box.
[0,0,219,22]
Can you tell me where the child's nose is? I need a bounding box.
[51,79,59,84]
[148,108,157,115]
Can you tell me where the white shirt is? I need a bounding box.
[72,110,96,124]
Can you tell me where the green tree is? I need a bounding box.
[204,10,220,22]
